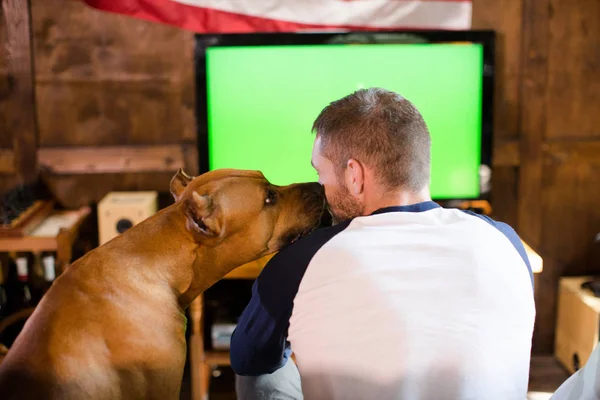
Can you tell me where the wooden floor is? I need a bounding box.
[180,355,571,400]
[527,355,571,399]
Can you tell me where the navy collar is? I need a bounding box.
[370,201,440,215]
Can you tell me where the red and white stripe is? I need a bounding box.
[82,0,472,33]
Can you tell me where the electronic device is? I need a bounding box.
[195,31,495,201]
[97,191,158,245]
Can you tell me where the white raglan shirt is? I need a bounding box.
[231,202,535,400]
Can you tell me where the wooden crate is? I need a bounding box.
[555,276,600,373]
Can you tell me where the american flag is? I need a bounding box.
[82,0,472,33]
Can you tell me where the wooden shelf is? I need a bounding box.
[0,206,91,272]
[204,351,230,366]
[223,253,275,280]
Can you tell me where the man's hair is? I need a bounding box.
[312,87,431,193]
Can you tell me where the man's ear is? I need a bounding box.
[170,168,194,201]
[186,192,220,237]
[345,158,365,196]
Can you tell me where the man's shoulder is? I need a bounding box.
[458,209,533,287]
[259,220,352,280]
[255,219,353,305]
[457,209,521,242]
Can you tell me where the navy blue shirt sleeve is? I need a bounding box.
[460,210,534,288]
[229,277,292,376]
[230,221,351,376]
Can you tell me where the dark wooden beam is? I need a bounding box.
[518,0,551,354]
[0,148,14,173]
[2,0,37,183]
[494,139,520,167]
[38,144,196,174]
[517,0,549,248]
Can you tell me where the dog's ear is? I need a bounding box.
[170,168,194,201]
[186,191,220,237]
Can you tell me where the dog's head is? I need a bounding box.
[170,168,325,261]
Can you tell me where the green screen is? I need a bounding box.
[206,43,483,199]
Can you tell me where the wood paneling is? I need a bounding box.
[34,81,194,146]
[518,0,600,353]
[493,139,520,167]
[1,0,37,185]
[545,0,600,141]
[518,0,554,353]
[40,171,180,210]
[30,0,196,147]
[518,0,550,249]
[19,0,197,203]
[472,0,523,139]
[490,167,519,229]
[0,148,15,174]
[472,0,523,227]
[38,145,195,174]
[0,0,12,149]
[542,141,600,272]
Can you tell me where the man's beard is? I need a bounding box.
[327,183,363,225]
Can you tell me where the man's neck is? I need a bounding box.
[362,187,432,216]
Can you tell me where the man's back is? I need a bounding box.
[231,202,535,400]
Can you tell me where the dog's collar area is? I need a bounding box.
[370,201,440,215]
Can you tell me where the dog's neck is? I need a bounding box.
[68,204,235,310]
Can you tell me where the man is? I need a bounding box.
[230,88,535,400]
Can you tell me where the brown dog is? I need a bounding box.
[0,168,325,399]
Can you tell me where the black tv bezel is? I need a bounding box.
[194,30,495,201]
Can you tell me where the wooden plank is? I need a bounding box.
[472,0,523,139]
[224,254,275,280]
[541,141,600,274]
[30,0,194,84]
[490,167,519,228]
[493,139,520,167]
[544,140,600,166]
[204,351,230,366]
[518,0,551,353]
[471,0,523,233]
[518,0,550,249]
[3,0,38,183]
[0,148,15,173]
[35,81,195,147]
[528,355,570,393]
[544,0,600,141]
[30,0,196,147]
[41,171,181,209]
[188,295,208,400]
[38,145,191,174]
[532,257,565,354]
[0,2,12,149]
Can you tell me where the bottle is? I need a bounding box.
[42,253,57,293]
[12,254,33,311]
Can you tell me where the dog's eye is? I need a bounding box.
[265,189,277,205]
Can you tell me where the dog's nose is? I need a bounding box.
[306,182,325,196]
[300,182,325,201]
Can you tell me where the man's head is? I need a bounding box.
[311,88,432,223]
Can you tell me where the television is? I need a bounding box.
[195,31,495,201]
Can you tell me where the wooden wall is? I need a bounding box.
[1,0,197,205]
[473,0,600,353]
[1,0,599,354]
